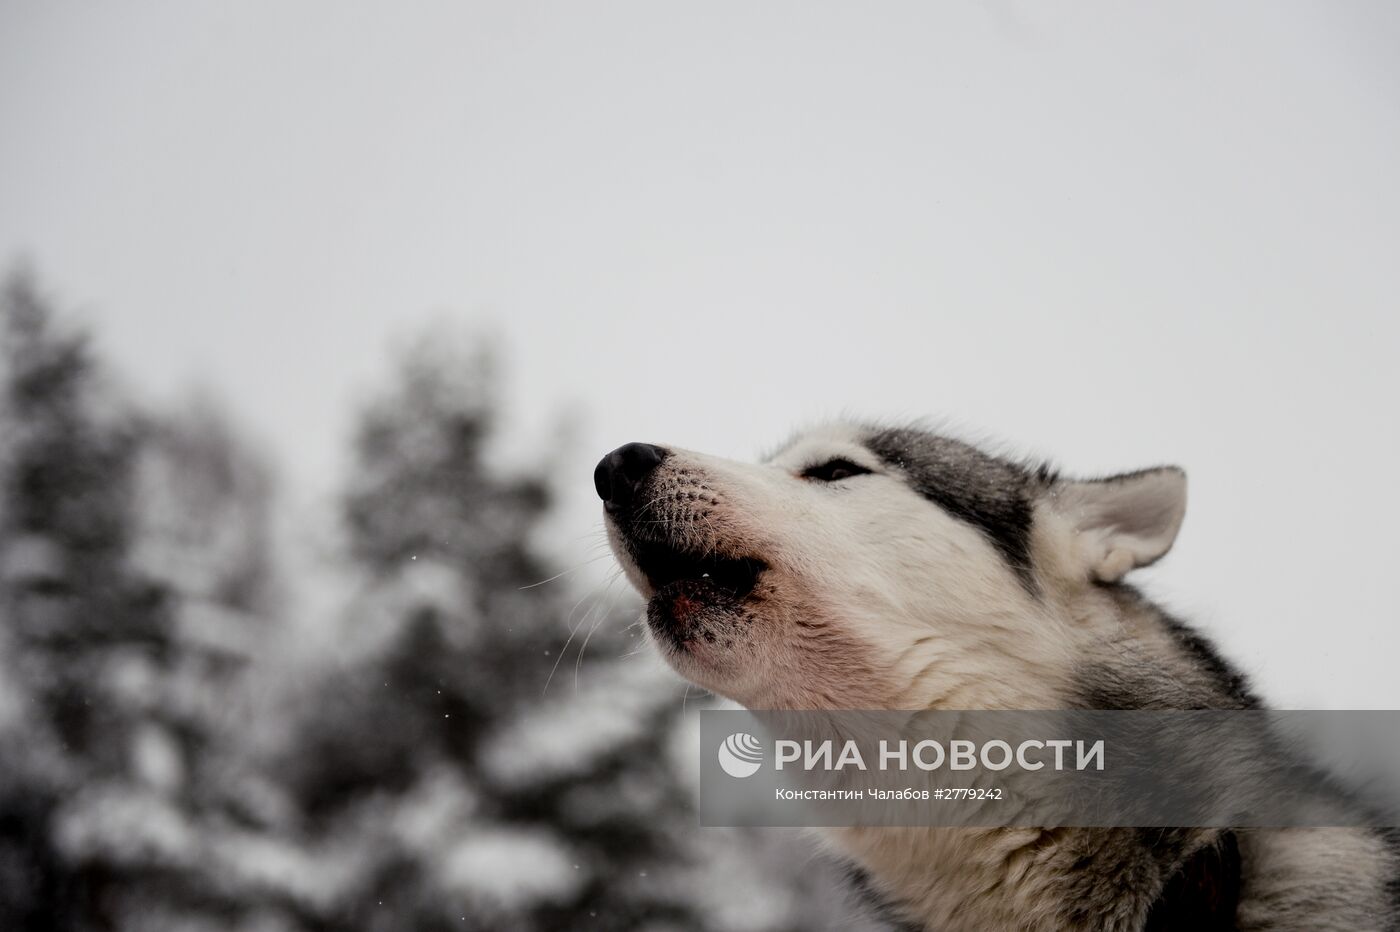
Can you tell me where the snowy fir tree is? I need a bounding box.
[0,270,166,929]
[277,331,714,932]
[0,273,294,930]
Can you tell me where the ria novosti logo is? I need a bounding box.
[717,732,764,778]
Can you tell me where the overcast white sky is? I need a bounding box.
[2,1,1398,707]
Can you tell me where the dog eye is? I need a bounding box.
[802,459,871,482]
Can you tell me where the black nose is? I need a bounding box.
[594,442,668,514]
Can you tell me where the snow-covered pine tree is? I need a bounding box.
[279,329,704,931]
[0,272,294,931]
[0,270,169,928]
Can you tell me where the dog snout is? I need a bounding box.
[594,442,669,514]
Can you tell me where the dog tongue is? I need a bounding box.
[670,589,704,621]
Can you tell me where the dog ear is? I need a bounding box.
[1052,467,1187,582]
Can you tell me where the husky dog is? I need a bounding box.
[595,422,1398,931]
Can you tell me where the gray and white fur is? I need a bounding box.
[595,420,1399,931]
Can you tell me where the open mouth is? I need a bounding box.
[631,540,766,601]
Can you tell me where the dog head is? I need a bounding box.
[596,422,1186,709]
